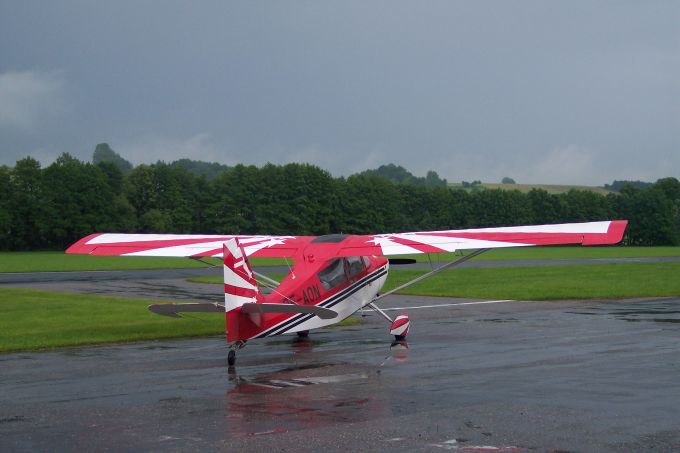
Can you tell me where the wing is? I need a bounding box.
[334,220,628,256]
[66,233,315,258]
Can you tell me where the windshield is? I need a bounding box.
[346,256,364,278]
[317,259,348,290]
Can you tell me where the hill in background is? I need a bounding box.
[357,163,447,187]
[89,143,653,194]
[92,143,133,174]
[91,144,230,180]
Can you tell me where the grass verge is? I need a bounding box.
[382,262,680,300]
[393,246,680,264]
[0,287,360,353]
[191,263,680,300]
[0,288,225,352]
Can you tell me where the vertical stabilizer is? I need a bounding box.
[223,238,262,313]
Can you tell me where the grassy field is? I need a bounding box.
[382,262,680,300]
[0,288,225,353]
[448,182,613,195]
[191,262,680,300]
[0,287,360,353]
[397,246,680,263]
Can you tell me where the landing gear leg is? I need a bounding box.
[366,302,411,341]
[227,340,247,367]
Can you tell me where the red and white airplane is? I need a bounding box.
[67,220,627,366]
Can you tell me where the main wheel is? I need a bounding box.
[227,349,236,366]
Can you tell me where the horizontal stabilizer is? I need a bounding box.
[148,303,224,318]
[240,303,338,320]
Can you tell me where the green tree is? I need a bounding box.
[528,189,563,224]
[42,153,116,248]
[615,186,679,245]
[337,174,402,233]
[472,189,533,227]
[0,166,12,248]
[7,157,48,249]
[558,190,613,222]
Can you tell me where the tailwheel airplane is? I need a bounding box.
[66,220,627,366]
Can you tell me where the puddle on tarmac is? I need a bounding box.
[567,300,680,325]
[475,318,519,323]
[224,363,380,437]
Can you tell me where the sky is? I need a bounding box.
[0,1,678,185]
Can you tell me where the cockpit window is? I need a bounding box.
[318,259,348,290]
[346,256,364,278]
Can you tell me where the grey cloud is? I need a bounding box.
[0,1,677,184]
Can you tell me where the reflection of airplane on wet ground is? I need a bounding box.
[67,220,627,365]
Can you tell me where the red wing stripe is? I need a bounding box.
[418,231,584,244]
[223,284,258,298]
[386,236,447,253]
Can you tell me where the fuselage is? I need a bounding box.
[226,235,389,341]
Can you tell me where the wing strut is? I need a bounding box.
[371,248,489,304]
[366,302,394,323]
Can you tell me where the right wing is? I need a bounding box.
[334,220,628,256]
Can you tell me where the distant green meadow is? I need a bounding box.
[1,246,678,273]
[448,182,613,195]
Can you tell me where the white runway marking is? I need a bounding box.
[360,299,517,312]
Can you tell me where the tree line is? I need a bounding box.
[1,153,679,250]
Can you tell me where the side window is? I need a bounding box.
[317,259,348,290]
[346,256,364,279]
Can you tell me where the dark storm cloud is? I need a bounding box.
[0,1,678,184]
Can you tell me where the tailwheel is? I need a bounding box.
[227,340,246,367]
[389,313,410,341]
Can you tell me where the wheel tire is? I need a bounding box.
[227,349,236,366]
[297,330,309,338]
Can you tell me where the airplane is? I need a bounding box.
[66,220,627,366]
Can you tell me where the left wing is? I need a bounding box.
[66,233,314,258]
[334,220,628,256]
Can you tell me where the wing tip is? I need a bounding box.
[65,233,103,254]
[583,220,628,245]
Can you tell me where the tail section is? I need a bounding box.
[223,238,264,341]
[223,238,263,311]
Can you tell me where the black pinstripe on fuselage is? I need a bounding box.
[252,265,388,339]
